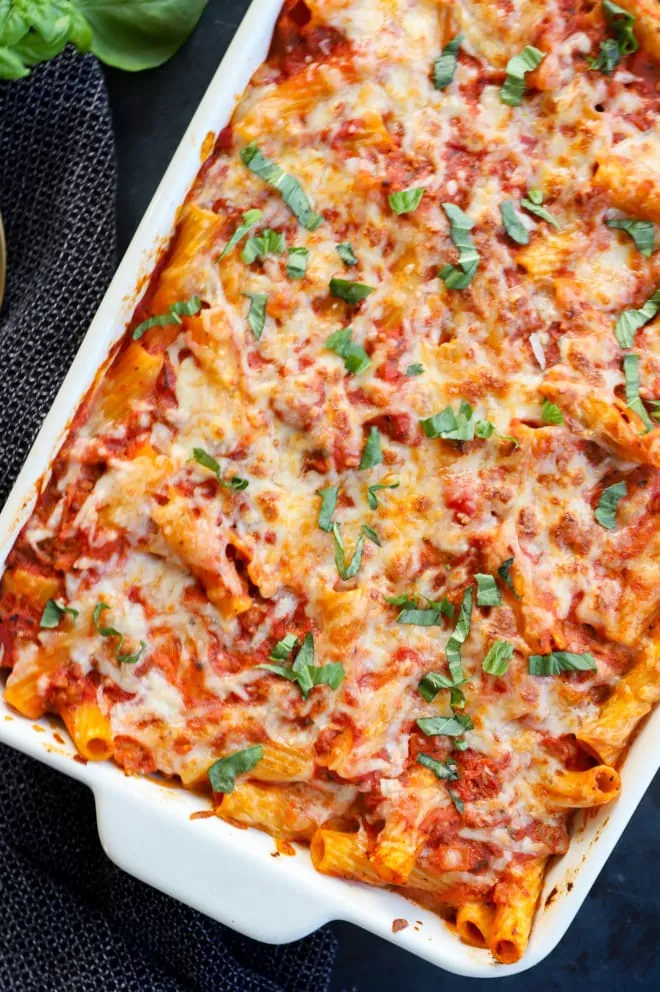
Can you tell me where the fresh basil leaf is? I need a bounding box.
[603,0,638,55]
[439,261,478,289]
[418,671,457,703]
[446,588,473,684]
[269,633,298,661]
[76,0,208,72]
[453,739,469,752]
[500,46,545,106]
[336,243,358,266]
[542,399,564,424]
[482,639,513,676]
[448,788,464,813]
[330,278,376,304]
[389,186,425,215]
[291,631,315,700]
[217,209,262,260]
[317,486,338,532]
[528,651,597,675]
[397,608,443,626]
[133,295,202,340]
[362,524,381,547]
[243,292,268,339]
[286,246,309,279]
[359,426,382,470]
[497,557,518,596]
[433,34,463,89]
[594,480,627,530]
[309,662,345,691]
[606,217,654,257]
[475,420,494,439]
[420,401,481,442]
[450,685,466,710]
[623,353,654,431]
[500,200,529,245]
[222,476,249,492]
[116,641,147,666]
[333,523,364,580]
[257,662,299,683]
[207,744,264,794]
[521,190,560,228]
[614,289,660,348]
[40,599,79,629]
[588,37,622,73]
[193,448,249,490]
[417,753,460,781]
[93,602,146,665]
[242,228,286,264]
[417,713,473,737]
[326,327,371,375]
[93,603,118,638]
[443,203,479,271]
[406,363,424,376]
[475,573,500,607]
[367,482,399,510]
[648,400,660,422]
[240,143,323,230]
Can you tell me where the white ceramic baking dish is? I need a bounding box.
[1,0,658,977]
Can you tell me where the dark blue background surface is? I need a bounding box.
[103,3,659,986]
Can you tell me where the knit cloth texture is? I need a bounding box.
[0,49,336,992]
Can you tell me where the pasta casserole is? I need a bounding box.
[1,0,659,964]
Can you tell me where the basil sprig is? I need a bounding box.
[500,46,545,106]
[240,143,323,230]
[624,353,654,432]
[93,603,146,665]
[605,217,654,258]
[326,327,371,375]
[614,289,660,348]
[207,745,264,794]
[594,481,627,530]
[193,448,249,490]
[528,651,597,675]
[433,34,463,89]
[132,296,201,340]
[388,187,425,215]
[258,632,344,699]
[40,599,79,629]
[217,209,263,261]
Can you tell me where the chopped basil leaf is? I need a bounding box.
[443,202,479,271]
[623,353,654,432]
[406,363,424,376]
[500,46,545,106]
[243,292,268,339]
[241,227,286,264]
[497,557,518,596]
[388,593,454,625]
[649,400,660,422]
[398,608,444,626]
[417,712,473,737]
[240,143,323,230]
[40,599,78,629]
[359,426,382,470]
[326,327,371,375]
[93,602,146,665]
[542,399,564,425]
[217,209,263,260]
[448,789,465,813]
[606,217,654,258]
[317,485,339,532]
[207,745,264,794]
[389,186,425,215]
[446,587,473,684]
[521,189,560,228]
[475,419,494,439]
[362,524,381,547]
[588,37,622,73]
[614,289,660,348]
[453,739,469,752]
[286,246,309,279]
[333,523,365,580]
[269,633,298,661]
[193,447,249,490]
[604,0,638,55]
[418,671,457,703]
[482,639,513,676]
[420,400,488,443]
[336,243,358,266]
[132,295,202,340]
[528,651,597,676]
[258,632,344,699]
[594,480,627,530]
[367,481,399,510]
[475,573,501,607]
[500,200,529,245]
[418,753,460,781]
[330,278,376,304]
[439,261,478,289]
[433,34,463,89]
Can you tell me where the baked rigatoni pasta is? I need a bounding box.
[1,0,659,964]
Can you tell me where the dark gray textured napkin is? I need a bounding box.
[0,49,336,992]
